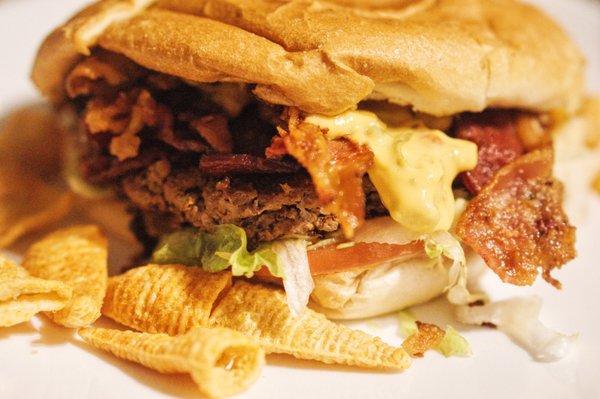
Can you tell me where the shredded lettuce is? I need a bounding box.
[398,310,471,357]
[272,239,313,316]
[151,225,283,278]
[152,226,318,314]
[455,296,577,362]
[427,231,482,306]
[436,325,472,357]
[424,239,444,259]
[398,310,419,337]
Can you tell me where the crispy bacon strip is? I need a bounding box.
[199,154,300,176]
[402,322,445,358]
[84,92,133,135]
[109,90,164,161]
[455,111,525,194]
[456,148,576,288]
[282,110,373,237]
[456,110,552,194]
[265,136,288,159]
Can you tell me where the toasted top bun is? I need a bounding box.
[32,0,584,116]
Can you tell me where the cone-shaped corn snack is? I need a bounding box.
[103,264,410,370]
[102,264,231,335]
[23,225,107,327]
[210,280,410,369]
[79,326,264,398]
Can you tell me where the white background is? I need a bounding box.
[0,1,599,398]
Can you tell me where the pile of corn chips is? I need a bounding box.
[1,222,414,398]
[0,226,267,397]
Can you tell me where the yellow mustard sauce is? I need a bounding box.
[305,111,477,233]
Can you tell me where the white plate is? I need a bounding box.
[1,1,599,398]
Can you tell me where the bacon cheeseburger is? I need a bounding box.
[32,0,599,319]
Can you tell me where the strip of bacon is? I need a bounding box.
[455,111,525,194]
[282,110,373,238]
[455,148,576,288]
[199,154,300,176]
[109,90,164,161]
[265,136,288,159]
[455,110,552,194]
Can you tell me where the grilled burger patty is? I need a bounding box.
[69,51,387,246]
[121,162,388,246]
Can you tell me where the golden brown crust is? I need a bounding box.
[32,0,584,115]
[455,148,576,288]
[401,321,445,357]
[31,0,154,102]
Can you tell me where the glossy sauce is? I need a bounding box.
[306,111,477,233]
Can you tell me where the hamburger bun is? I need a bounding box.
[310,257,451,320]
[33,0,584,116]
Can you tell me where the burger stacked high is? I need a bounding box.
[33,0,593,319]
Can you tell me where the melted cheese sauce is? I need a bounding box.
[305,111,477,233]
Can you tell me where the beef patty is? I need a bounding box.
[121,159,386,246]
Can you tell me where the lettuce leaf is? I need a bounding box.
[428,231,484,306]
[151,225,283,278]
[272,239,313,316]
[398,310,419,337]
[436,325,472,357]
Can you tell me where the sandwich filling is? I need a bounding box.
[64,50,576,299]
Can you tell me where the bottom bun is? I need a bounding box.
[309,257,450,320]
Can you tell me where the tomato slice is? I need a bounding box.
[254,241,424,283]
[307,241,424,275]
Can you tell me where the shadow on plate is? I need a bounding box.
[0,320,37,340]
[71,325,201,399]
[31,316,77,346]
[265,353,403,375]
